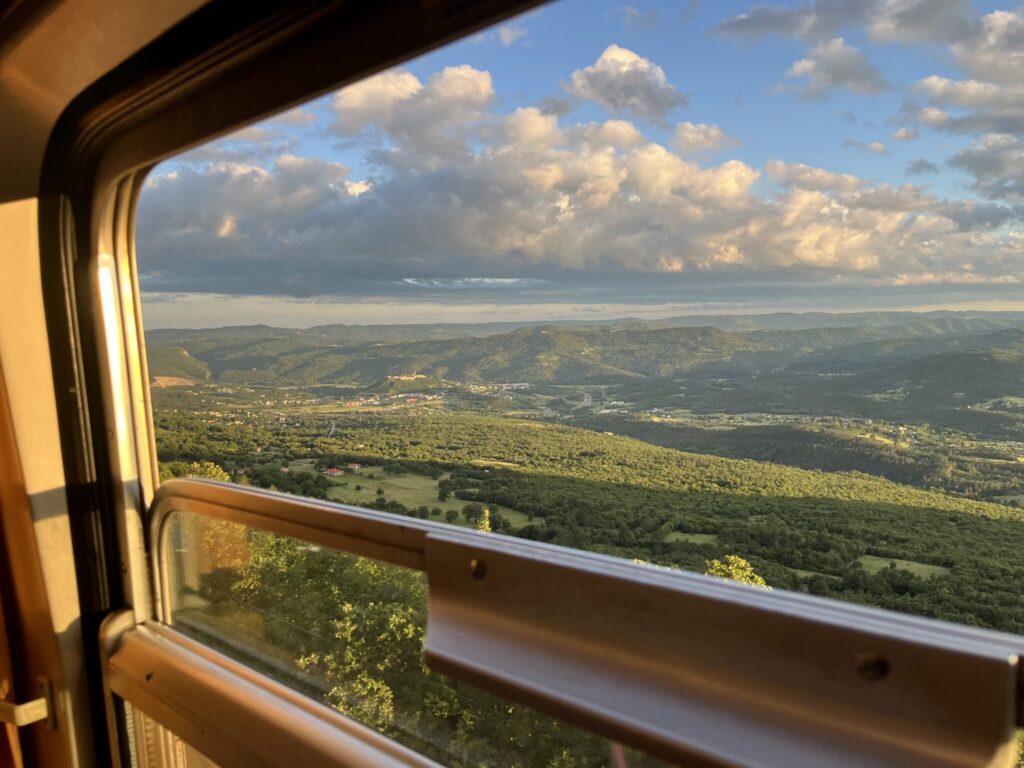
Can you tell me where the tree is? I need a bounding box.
[445,509,458,523]
[705,556,769,589]
[438,479,452,502]
[477,508,492,533]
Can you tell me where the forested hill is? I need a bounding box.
[146,325,769,384]
[146,316,1024,387]
[316,414,1018,519]
[155,409,1024,631]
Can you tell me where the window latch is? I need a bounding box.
[0,677,55,729]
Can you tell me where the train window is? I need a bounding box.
[158,507,667,767]
[138,0,1024,638]
[115,1,1024,765]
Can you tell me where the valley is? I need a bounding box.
[150,310,1024,766]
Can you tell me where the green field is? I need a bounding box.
[296,465,531,529]
[857,555,951,579]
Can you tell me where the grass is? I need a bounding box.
[663,532,719,544]
[857,555,950,579]
[316,466,529,529]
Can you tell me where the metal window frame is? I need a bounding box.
[38,0,1024,766]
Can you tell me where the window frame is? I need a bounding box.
[38,1,546,762]
[39,0,1024,766]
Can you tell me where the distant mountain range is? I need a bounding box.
[147,311,1024,439]
[146,310,1024,384]
[147,309,1024,344]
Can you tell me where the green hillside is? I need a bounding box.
[146,320,1024,442]
[156,407,1024,632]
[146,346,210,380]
[149,325,769,385]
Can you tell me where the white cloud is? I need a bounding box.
[949,133,1024,201]
[139,59,1024,302]
[567,45,686,120]
[502,107,563,149]
[914,75,1024,110]
[672,122,736,153]
[901,75,1024,138]
[868,0,975,44]
[332,65,494,169]
[891,127,918,141]
[498,25,528,47]
[952,9,1024,84]
[715,0,972,44]
[216,215,238,239]
[714,2,866,40]
[906,158,939,175]
[571,119,646,149]
[765,160,862,192]
[844,139,888,154]
[783,38,888,99]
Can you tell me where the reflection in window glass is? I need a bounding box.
[138,0,1024,656]
[164,510,666,767]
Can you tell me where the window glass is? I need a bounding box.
[138,0,1024,666]
[163,509,666,767]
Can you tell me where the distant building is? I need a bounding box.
[346,462,362,470]
[324,467,344,476]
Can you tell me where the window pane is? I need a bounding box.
[138,0,1024,677]
[163,509,667,767]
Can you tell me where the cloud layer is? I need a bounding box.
[137,9,1024,315]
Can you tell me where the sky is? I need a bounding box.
[137,0,1024,328]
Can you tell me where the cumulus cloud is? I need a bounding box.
[868,0,975,44]
[714,1,866,40]
[567,45,686,121]
[672,122,736,153]
[891,127,917,141]
[952,8,1024,84]
[948,133,1024,202]
[783,38,888,99]
[332,65,494,169]
[498,25,528,47]
[906,158,939,174]
[715,0,972,43]
[900,75,1024,138]
[138,58,1024,305]
[765,160,862,192]
[844,139,888,154]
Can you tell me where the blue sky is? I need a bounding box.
[138,0,1024,327]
